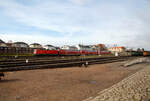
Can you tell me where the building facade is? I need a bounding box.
[61,45,78,51]
[43,45,56,50]
[75,44,93,51]
[29,43,42,49]
[12,42,29,48]
[109,47,126,53]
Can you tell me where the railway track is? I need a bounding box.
[0,56,125,65]
[0,56,140,72]
[0,56,82,62]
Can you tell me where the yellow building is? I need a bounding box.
[109,47,126,53]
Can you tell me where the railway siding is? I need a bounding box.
[0,56,133,72]
[83,63,150,101]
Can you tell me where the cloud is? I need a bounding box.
[0,0,129,33]
[0,0,150,49]
[0,33,72,46]
[68,0,92,5]
[128,0,150,50]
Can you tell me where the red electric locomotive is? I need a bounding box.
[34,49,59,55]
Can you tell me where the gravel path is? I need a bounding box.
[83,63,150,101]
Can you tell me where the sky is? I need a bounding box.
[0,0,150,50]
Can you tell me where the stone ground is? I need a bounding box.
[83,63,150,101]
[0,60,148,101]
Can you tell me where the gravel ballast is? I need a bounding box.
[83,63,150,101]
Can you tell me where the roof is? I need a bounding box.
[45,45,55,47]
[78,44,91,48]
[110,47,126,49]
[0,39,5,43]
[30,43,41,45]
[14,42,28,45]
[69,46,77,49]
[62,45,77,49]
[97,44,105,47]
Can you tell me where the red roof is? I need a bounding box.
[97,44,105,47]
[110,47,126,49]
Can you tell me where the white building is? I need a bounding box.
[43,45,56,50]
[75,44,93,51]
[29,43,42,49]
[13,42,29,48]
[109,47,126,53]
[0,39,7,47]
[61,45,78,51]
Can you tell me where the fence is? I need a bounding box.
[0,47,34,55]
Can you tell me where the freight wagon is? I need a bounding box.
[143,51,150,56]
[0,46,34,56]
[126,51,143,56]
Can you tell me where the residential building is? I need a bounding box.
[61,45,78,51]
[0,39,7,47]
[12,42,29,48]
[109,46,126,53]
[29,43,42,49]
[96,44,107,51]
[92,44,108,51]
[43,45,56,50]
[76,44,93,51]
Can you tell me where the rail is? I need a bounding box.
[0,56,141,72]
